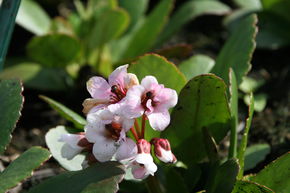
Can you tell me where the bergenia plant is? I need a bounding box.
[60,64,177,179]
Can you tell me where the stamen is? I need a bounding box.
[105,123,122,141]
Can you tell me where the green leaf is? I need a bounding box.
[233,0,262,10]
[162,74,231,164]
[27,34,82,67]
[0,79,23,154]
[81,175,123,193]
[156,0,230,46]
[119,0,148,32]
[244,144,270,171]
[129,54,186,93]
[228,69,238,159]
[88,8,129,50]
[237,93,254,179]
[45,126,86,171]
[239,76,265,93]
[207,159,240,193]
[28,162,125,193]
[179,54,215,81]
[121,0,174,59]
[232,180,274,193]
[164,167,189,193]
[244,93,267,112]
[261,0,290,22]
[16,0,51,35]
[39,95,86,129]
[256,12,290,49]
[211,14,257,85]
[0,0,21,70]
[0,63,70,91]
[0,146,50,193]
[250,152,290,193]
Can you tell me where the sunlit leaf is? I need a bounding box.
[45,126,85,171]
[250,152,290,193]
[0,147,50,193]
[16,0,51,35]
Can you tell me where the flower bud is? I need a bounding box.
[137,139,151,154]
[151,138,177,163]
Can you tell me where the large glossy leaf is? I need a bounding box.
[88,8,129,50]
[0,79,23,154]
[0,63,70,91]
[237,93,254,179]
[162,74,231,164]
[179,54,215,81]
[250,152,290,193]
[121,0,174,59]
[45,126,85,171]
[211,14,257,85]
[129,54,186,93]
[40,95,86,129]
[27,34,82,67]
[207,159,239,193]
[232,180,274,193]
[244,144,270,171]
[156,0,230,46]
[0,146,50,193]
[28,162,125,193]
[16,0,51,35]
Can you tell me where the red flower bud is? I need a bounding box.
[151,138,176,163]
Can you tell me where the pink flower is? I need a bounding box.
[84,108,134,162]
[59,133,86,160]
[82,64,139,114]
[120,76,178,131]
[116,139,157,179]
[151,138,176,163]
[131,139,157,179]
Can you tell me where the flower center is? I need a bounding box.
[105,122,122,141]
[110,85,127,104]
[141,91,157,111]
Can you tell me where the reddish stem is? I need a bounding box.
[134,119,141,137]
[130,127,139,141]
[141,114,147,138]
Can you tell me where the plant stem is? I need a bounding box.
[141,114,146,138]
[146,175,164,193]
[134,119,141,137]
[130,127,139,141]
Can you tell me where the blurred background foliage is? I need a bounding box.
[0,0,289,192]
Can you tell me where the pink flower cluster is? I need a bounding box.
[59,65,177,179]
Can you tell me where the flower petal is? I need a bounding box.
[141,76,158,90]
[92,138,118,162]
[147,110,170,131]
[59,134,84,150]
[115,138,137,161]
[124,73,139,89]
[108,64,128,87]
[154,88,178,110]
[132,165,147,179]
[121,85,145,118]
[87,77,111,100]
[82,98,109,114]
[60,143,82,160]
